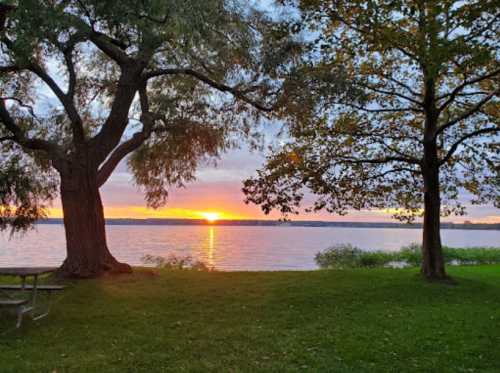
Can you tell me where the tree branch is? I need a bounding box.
[0,65,19,74]
[0,99,62,155]
[96,84,155,187]
[0,96,38,120]
[2,34,85,143]
[378,73,422,97]
[340,155,421,165]
[89,69,139,165]
[96,128,149,187]
[380,140,417,160]
[0,4,15,32]
[357,82,423,106]
[359,166,420,182]
[143,68,275,112]
[0,135,15,142]
[63,46,77,100]
[68,6,130,65]
[87,31,130,65]
[439,126,500,166]
[326,10,420,63]
[28,62,85,143]
[435,89,499,138]
[437,68,500,112]
[332,101,420,113]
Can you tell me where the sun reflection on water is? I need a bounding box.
[207,226,215,267]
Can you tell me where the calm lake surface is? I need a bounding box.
[0,225,498,270]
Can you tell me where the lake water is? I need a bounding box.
[0,225,498,270]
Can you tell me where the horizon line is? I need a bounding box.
[36,217,500,227]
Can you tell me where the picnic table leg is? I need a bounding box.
[16,304,24,328]
[30,274,38,317]
[32,290,54,321]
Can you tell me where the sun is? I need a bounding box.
[200,212,220,223]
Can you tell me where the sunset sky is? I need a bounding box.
[46,143,500,223]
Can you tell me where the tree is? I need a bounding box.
[0,4,57,233]
[0,153,57,233]
[0,0,284,277]
[243,0,500,280]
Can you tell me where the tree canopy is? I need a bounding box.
[0,0,294,222]
[244,0,499,221]
[0,151,56,232]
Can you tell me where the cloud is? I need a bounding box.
[45,144,498,223]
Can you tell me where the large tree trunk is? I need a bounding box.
[420,54,448,281]
[57,167,132,278]
[421,141,447,280]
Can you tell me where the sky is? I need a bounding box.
[14,1,499,224]
[45,142,500,223]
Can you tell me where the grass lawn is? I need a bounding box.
[1,266,500,372]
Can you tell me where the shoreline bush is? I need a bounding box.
[315,243,500,269]
[141,254,214,271]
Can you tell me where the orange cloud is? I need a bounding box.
[47,206,247,220]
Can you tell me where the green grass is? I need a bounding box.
[1,266,500,372]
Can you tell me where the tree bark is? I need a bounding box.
[421,141,447,280]
[57,165,131,278]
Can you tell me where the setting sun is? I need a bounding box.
[200,212,221,223]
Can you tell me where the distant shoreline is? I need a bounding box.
[36,218,500,230]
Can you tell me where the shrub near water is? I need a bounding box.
[141,254,214,271]
[314,244,394,269]
[315,243,500,269]
[313,244,362,269]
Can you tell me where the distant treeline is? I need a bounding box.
[37,218,500,230]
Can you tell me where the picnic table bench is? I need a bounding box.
[0,299,29,328]
[0,267,65,328]
[0,284,65,291]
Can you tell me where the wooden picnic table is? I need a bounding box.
[0,267,62,327]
